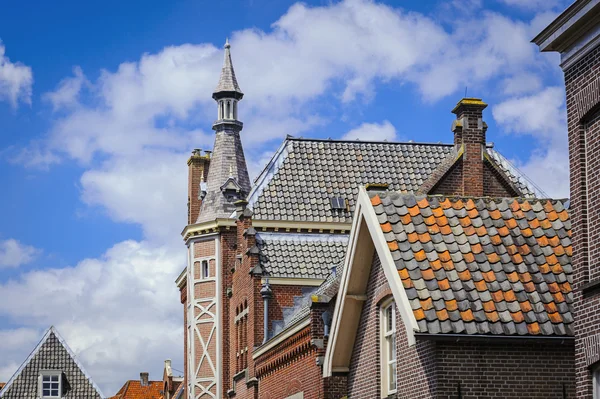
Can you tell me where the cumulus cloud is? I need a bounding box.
[492,87,568,198]
[0,239,40,269]
[497,0,563,11]
[0,41,33,108]
[0,240,184,394]
[342,120,398,141]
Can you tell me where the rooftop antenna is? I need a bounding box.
[465,86,468,98]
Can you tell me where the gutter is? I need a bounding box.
[414,333,575,345]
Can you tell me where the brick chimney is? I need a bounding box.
[187,149,210,224]
[140,372,149,387]
[451,98,488,197]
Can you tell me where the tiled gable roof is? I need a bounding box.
[0,327,103,399]
[109,380,163,399]
[257,232,348,279]
[247,138,539,223]
[369,192,573,336]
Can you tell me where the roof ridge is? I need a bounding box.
[287,136,455,147]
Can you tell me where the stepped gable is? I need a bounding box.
[256,232,348,279]
[369,191,573,336]
[247,138,538,224]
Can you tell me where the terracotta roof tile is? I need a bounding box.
[111,381,163,399]
[370,192,573,337]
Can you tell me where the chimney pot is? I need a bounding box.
[140,372,149,387]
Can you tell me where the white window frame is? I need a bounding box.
[594,365,600,399]
[381,299,397,397]
[39,370,62,398]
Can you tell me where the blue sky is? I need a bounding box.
[0,0,570,395]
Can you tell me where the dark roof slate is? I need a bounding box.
[257,233,348,279]
[247,139,538,223]
[369,192,573,337]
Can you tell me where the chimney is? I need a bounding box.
[451,98,488,197]
[140,372,149,387]
[187,149,210,224]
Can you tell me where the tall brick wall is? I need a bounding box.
[188,152,209,225]
[348,253,437,398]
[564,43,600,398]
[436,341,574,398]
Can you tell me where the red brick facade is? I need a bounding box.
[564,43,600,399]
[347,254,575,398]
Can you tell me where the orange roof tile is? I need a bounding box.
[369,192,573,337]
[111,380,164,399]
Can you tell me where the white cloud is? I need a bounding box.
[498,0,562,11]
[43,66,88,112]
[0,41,33,108]
[0,240,184,395]
[501,72,542,95]
[2,0,571,395]
[0,239,40,269]
[492,87,568,198]
[342,120,398,141]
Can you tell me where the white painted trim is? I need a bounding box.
[261,277,325,287]
[323,194,366,377]
[323,187,419,377]
[215,234,222,399]
[0,326,105,398]
[252,318,310,359]
[175,267,187,288]
[182,220,235,242]
[359,188,418,342]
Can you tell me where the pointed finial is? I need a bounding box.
[225,38,230,49]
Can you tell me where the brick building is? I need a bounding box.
[179,41,574,398]
[533,1,600,397]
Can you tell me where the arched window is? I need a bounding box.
[233,101,237,119]
[226,101,231,119]
[219,101,224,119]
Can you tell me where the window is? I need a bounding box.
[202,260,209,279]
[330,196,346,210]
[381,301,397,396]
[40,371,61,398]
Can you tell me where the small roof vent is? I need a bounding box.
[330,196,347,210]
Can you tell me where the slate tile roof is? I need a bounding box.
[369,192,573,336]
[247,138,538,223]
[257,232,348,279]
[109,380,163,399]
[0,327,103,399]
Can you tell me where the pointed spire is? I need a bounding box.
[213,39,243,100]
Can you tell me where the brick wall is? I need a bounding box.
[348,253,437,398]
[564,43,600,398]
[187,152,209,225]
[436,341,574,398]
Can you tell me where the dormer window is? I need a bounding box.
[40,371,61,398]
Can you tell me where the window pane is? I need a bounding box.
[51,382,59,389]
[43,389,50,396]
[43,376,51,382]
[387,306,393,332]
[51,375,59,382]
[390,334,396,361]
[51,389,59,396]
[389,362,396,391]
